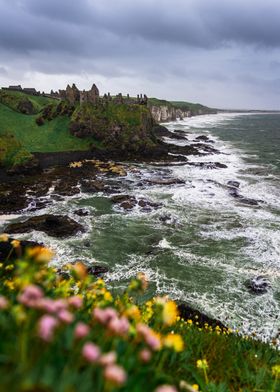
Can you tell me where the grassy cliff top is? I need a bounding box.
[148,97,216,114]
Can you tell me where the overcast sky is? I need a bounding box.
[0,0,280,109]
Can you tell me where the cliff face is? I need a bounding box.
[148,98,217,123]
[149,106,191,122]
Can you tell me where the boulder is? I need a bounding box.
[227,180,240,188]
[146,178,185,185]
[245,276,271,294]
[5,214,84,238]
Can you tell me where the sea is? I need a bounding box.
[1,112,280,342]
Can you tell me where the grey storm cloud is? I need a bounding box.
[0,0,280,109]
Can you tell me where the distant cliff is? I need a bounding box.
[148,98,217,122]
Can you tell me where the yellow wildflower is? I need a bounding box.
[104,291,113,302]
[164,333,184,352]
[71,262,88,279]
[162,300,178,326]
[0,234,9,242]
[272,364,280,377]
[192,385,199,391]
[27,246,54,263]
[187,319,193,325]
[196,359,208,370]
[11,239,20,248]
[125,305,141,321]
[5,264,14,271]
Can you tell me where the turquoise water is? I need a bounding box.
[1,113,280,342]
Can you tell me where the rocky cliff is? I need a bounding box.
[148,98,217,122]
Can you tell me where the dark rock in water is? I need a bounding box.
[87,265,109,277]
[187,162,227,169]
[138,199,162,210]
[0,238,42,262]
[174,129,188,135]
[195,135,210,142]
[192,143,220,154]
[228,186,260,206]
[167,134,187,141]
[146,178,185,185]
[111,194,132,204]
[227,180,240,188]
[245,276,271,294]
[120,200,137,210]
[178,303,227,330]
[229,187,240,198]
[0,190,29,214]
[80,180,105,193]
[159,214,172,223]
[5,214,84,238]
[152,125,173,138]
[74,208,90,217]
[239,197,259,206]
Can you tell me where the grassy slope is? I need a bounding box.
[0,99,92,153]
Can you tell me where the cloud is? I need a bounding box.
[0,0,280,109]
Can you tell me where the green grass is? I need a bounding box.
[0,133,33,168]
[0,102,92,153]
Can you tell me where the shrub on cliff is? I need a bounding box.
[70,102,156,152]
[0,236,279,392]
[0,133,34,169]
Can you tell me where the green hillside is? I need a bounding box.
[0,91,92,153]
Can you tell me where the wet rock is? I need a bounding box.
[146,178,185,185]
[192,143,220,154]
[5,214,84,238]
[138,199,162,210]
[120,200,137,210]
[227,180,240,188]
[187,162,227,169]
[245,276,271,294]
[239,197,259,206]
[178,303,227,330]
[152,125,173,138]
[0,191,28,214]
[174,129,188,135]
[229,187,240,198]
[7,157,41,176]
[74,208,90,217]
[195,135,209,141]
[80,180,105,193]
[0,238,42,262]
[168,144,201,156]
[111,195,133,204]
[87,265,109,277]
[167,134,187,141]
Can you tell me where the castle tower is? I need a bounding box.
[88,83,99,104]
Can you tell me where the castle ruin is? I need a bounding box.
[1,83,148,106]
[49,83,148,106]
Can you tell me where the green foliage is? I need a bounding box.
[71,102,156,151]
[0,133,33,168]
[0,241,279,392]
[0,102,92,153]
[0,90,53,114]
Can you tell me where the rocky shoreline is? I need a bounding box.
[0,124,265,329]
